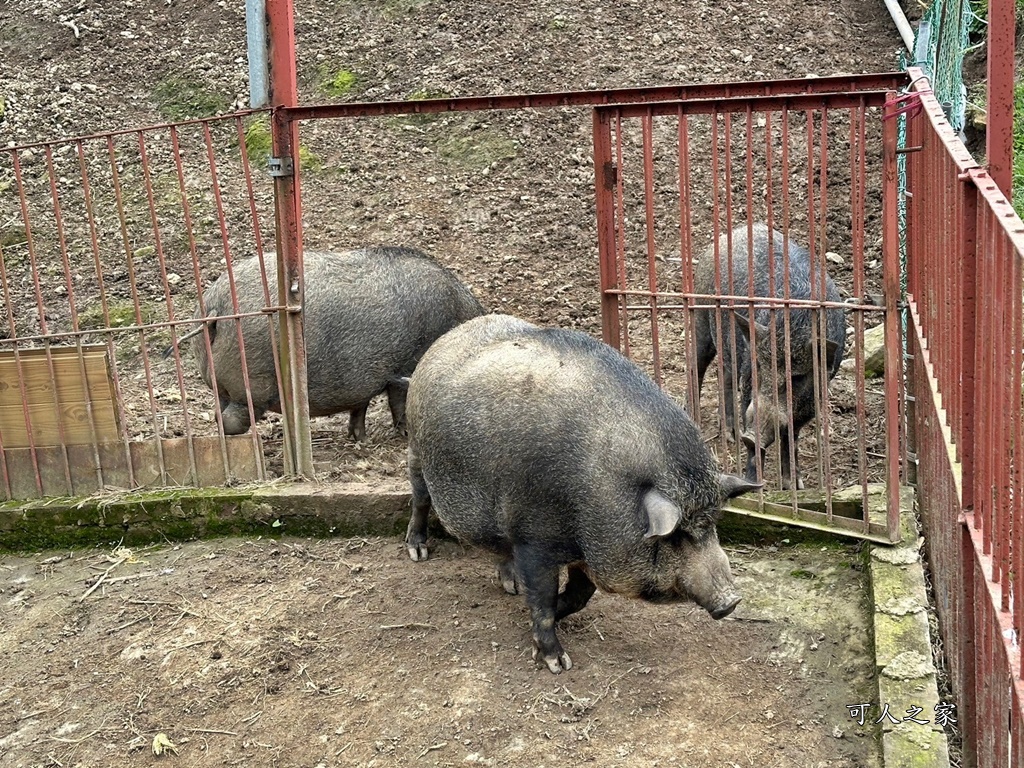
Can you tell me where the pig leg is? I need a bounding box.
[497,558,519,594]
[515,546,572,674]
[779,430,804,490]
[555,564,597,620]
[743,441,761,483]
[404,445,431,561]
[348,403,369,441]
[693,311,716,398]
[720,338,739,442]
[385,382,408,436]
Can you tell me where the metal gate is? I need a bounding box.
[591,88,905,542]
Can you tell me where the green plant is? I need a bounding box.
[319,68,357,99]
[79,300,158,331]
[152,77,231,121]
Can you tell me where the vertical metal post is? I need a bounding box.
[267,0,313,478]
[246,0,270,109]
[882,93,902,541]
[986,0,1015,199]
[959,177,978,516]
[593,108,621,350]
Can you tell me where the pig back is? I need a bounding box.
[407,315,720,544]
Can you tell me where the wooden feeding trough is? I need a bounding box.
[0,344,263,499]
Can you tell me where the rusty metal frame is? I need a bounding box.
[590,86,904,543]
[904,67,1024,768]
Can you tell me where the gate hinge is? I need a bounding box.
[268,156,295,178]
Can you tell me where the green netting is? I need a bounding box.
[912,0,974,131]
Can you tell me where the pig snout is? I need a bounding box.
[708,593,741,620]
[679,532,741,619]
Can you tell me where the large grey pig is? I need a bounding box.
[192,247,484,439]
[693,223,845,489]
[403,314,760,674]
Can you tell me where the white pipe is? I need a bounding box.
[246,0,270,108]
[882,0,917,52]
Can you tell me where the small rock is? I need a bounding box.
[166,272,181,285]
[862,323,886,377]
[825,251,844,265]
[652,33,663,46]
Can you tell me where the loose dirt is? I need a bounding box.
[1,535,880,767]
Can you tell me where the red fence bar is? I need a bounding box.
[267,0,313,478]
[593,109,620,349]
[882,94,902,538]
[283,73,907,123]
[986,0,1016,198]
[905,67,1024,767]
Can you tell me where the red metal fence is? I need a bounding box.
[0,73,906,503]
[904,68,1024,767]
[0,113,279,496]
[592,89,904,541]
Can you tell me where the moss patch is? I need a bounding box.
[434,130,518,170]
[380,0,429,18]
[78,300,159,331]
[319,67,358,99]
[151,77,231,121]
[0,225,27,249]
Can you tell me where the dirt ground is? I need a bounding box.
[0,534,881,768]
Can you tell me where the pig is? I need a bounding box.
[192,247,484,439]
[403,314,760,674]
[693,223,845,489]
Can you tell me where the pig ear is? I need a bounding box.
[803,338,842,367]
[642,488,683,538]
[718,473,762,499]
[731,309,769,341]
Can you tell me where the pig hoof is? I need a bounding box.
[497,559,519,595]
[406,542,429,561]
[532,645,572,674]
[782,477,805,491]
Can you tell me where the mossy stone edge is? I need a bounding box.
[0,485,411,552]
[0,483,883,554]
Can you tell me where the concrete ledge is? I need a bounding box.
[0,481,863,553]
[0,482,413,552]
[868,496,950,768]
